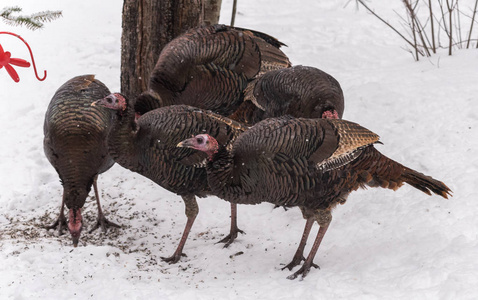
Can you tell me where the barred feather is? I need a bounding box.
[205,116,451,209]
[147,24,291,117]
[104,95,246,198]
[186,116,451,279]
[244,66,345,123]
[43,74,114,210]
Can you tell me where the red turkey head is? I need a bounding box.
[68,208,83,247]
[92,93,127,111]
[63,188,87,247]
[177,134,219,160]
[322,110,340,119]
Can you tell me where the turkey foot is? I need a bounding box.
[161,252,187,264]
[217,227,245,248]
[45,202,67,236]
[89,214,121,233]
[217,203,245,248]
[286,260,320,280]
[89,179,120,233]
[44,213,67,235]
[281,255,319,271]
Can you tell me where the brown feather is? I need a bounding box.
[146,24,290,118]
[244,66,345,122]
[43,75,115,241]
[202,116,451,210]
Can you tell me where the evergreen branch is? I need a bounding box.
[0,6,22,17]
[4,16,44,30]
[31,11,63,24]
[0,6,62,30]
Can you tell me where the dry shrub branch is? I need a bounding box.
[356,0,478,60]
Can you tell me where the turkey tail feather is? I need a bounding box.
[401,168,452,199]
[356,147,452,199]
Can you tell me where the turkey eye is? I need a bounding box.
[197,137,204,144]
[107,97,113,103]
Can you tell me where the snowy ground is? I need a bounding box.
[1,0,477,299]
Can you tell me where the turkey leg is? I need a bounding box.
[161,194,198,264]
[217,203,245,247]
[44,192,67,235]
[89,176,121,233]
[282,217,318,271]
[287,221,330,280]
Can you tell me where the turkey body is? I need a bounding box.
[43,75,119,247]
[93,93,247,263]
[241,65,345,122]
[178,116,451,279]
[135,24,291,119]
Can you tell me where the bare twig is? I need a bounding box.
[467,0,478,48]
[230,0,237,26]
[358,0,476,59]
[446,0,454,55]
[405,0,432,57]
[446,38,478,47]
[415,17,434,52]
[455,0,463,49]
[403,0,421,60]
[437,0,452,51]
[428,0,437,52]
[356,0,416,48]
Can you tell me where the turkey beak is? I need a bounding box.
[177,138,195,148]
[91,100,99,107]
[72,232,80,248]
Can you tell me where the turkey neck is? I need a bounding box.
[206,145,238,200]
[107,100,140,168]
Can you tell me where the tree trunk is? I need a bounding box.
[121,0,222,100]
[204,0,222,25]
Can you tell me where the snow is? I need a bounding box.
[1,0,477,299]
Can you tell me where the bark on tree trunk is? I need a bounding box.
[204,0,222,25]
[121,0,221,100]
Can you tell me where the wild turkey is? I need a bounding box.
[177,116,452,279]
[43,75,120,247]
[131,24,291,249]
[92,93,247,263]
[135,24,291,119]
[231,65,345,124]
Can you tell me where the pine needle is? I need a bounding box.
[0,6,62,30]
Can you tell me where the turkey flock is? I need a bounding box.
[43,24,451,280]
